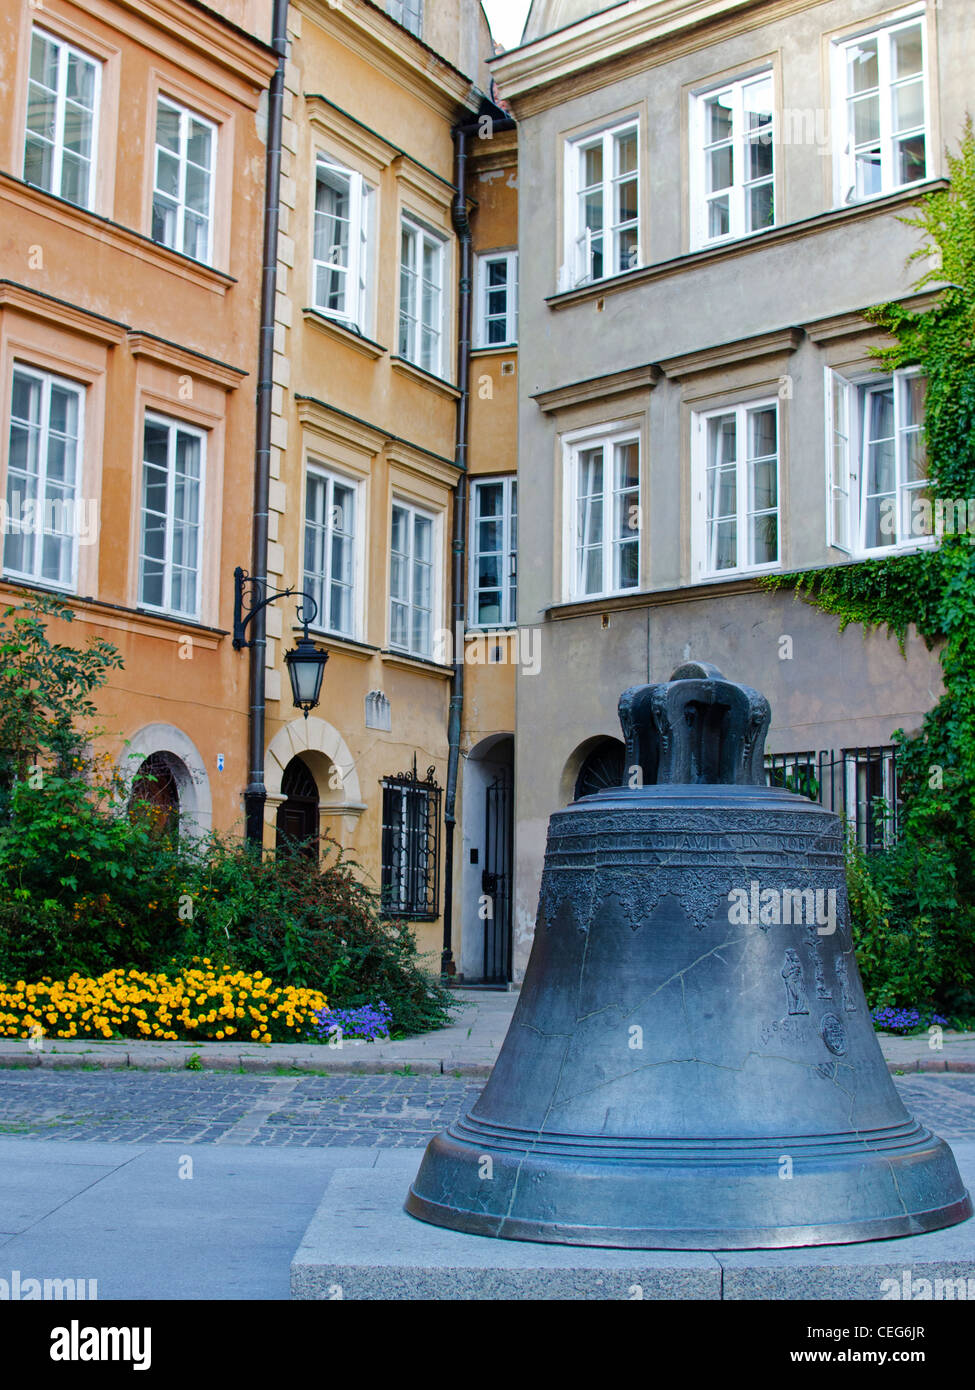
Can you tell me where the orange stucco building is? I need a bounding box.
[0,0,276,833]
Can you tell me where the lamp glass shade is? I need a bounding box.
[285,635,327,714]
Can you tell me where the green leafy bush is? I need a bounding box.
[0,592,452,1038]
[179,838,453,1037]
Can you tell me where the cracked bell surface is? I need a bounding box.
[405,663,972,1249]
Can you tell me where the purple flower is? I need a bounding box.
[312,999,393,1042]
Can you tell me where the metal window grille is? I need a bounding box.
[381,757,441,919]
[765,745,900,850]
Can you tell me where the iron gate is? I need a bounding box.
[482,771,513,984]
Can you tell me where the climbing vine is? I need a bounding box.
[764,121,975,1018]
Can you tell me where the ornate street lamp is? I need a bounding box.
[232,566,329,717]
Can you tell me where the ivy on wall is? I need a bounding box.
[763,121,975,1016]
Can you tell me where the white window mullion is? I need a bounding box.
[878,30,893,196]
[175,109,188,259]
[732,86,745,240]
[736,419,745,572]
[892,367,905,544]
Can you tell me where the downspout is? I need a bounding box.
[443,110,516,976]
[244,0,288,845]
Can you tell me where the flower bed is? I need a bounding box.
[312,1000,392,1043]
[0,959,328,1044]
[871,1006,949,1035]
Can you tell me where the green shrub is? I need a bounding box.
[180,837,453,1037]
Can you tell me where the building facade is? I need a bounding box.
[493,0,970,977]
[0,0,276,834]
[260,0,518,977]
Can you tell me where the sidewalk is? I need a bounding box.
[0,987,972,1077]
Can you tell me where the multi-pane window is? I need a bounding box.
[313,158,372,331]
[3,366,83,589]
[697,402,779,576]
[390,501,435,657]
[399,218,445,375]
[470,478,517,628]
[381,769,441,919]
[152,97,216,263]
[303,467,356,638]
[139,415,204,618]
[826,369,928,552]
[475,252,518,347]
[566,432,639,599]
[565,120,639,288]
[388,0,422,37]
[834,15,927,204]
[24,28,99,209]
[694,72,774,245]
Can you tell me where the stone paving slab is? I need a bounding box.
[0,1137,380,1299]
[291,1145,975,1301]
[3,1070,971,1147]
[0,985,970,1076]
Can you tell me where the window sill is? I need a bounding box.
[546,179,949,310]
[0,577,228,638]
[390,356,461,400]
[693,564,781,585]
[1,171,237,294]
[301,309,387,359]
[301,629,378,660]
[382,648,453,677]
[471,344,518,356]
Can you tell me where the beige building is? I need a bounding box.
[259,0,519,979]
[494,0,969,977]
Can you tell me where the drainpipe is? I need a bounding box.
[442,109,516,976]
[244,0,288,845]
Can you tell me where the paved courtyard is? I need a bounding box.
[0,1071,973,1299]
[0,1069,973,1145]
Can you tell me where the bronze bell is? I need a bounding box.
[406,663,972,1248]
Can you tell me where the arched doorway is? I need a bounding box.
[573,737,626,800]
[276,756,320,858]
[123,726,211,839]
[130,751,182,837]
[460,734,514,984]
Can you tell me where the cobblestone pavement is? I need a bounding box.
[0,1070,973,1146]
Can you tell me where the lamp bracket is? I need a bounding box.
[232,566,320,650]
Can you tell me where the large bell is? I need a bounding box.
[407,663,972,1248]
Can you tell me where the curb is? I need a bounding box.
[0,1052,495,1076]
[0,1052,971,1078]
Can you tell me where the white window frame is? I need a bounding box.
[690,69,775,249]
[831,7,930,207]
[692,399,781,581]
[469,476,517,629]
[151,96,217,265]
[138,412,206,620]
[389,498,440,659]
[825,366,930,556]
[312,155,374,333]
[562,423,641,602]
[3,364,85,592]
[388,0,422,37]
[302,463,362,641]
[399,216,447,377]
[561,118,641,291]
[23,26,101,211]
[474,251,518,348]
